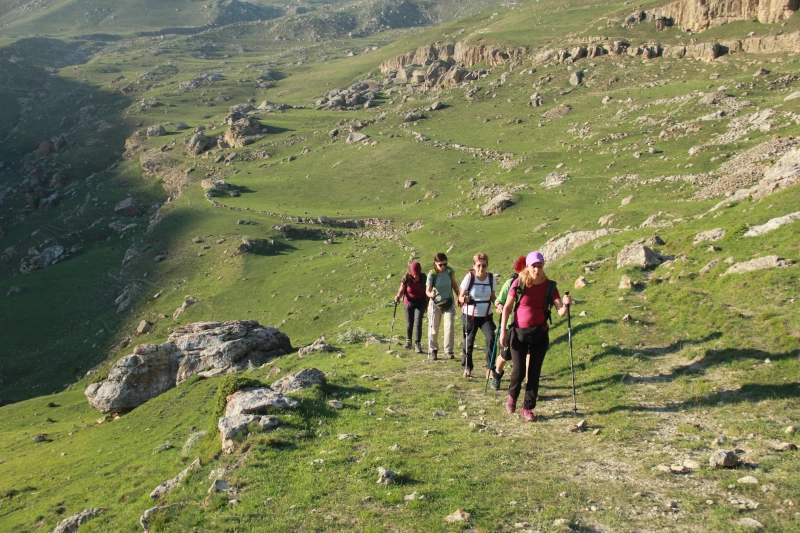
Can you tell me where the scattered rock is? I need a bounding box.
[786,425,798,435]
[694,228,726,244]
[52,508,103,533]
[647,235,665,246]
[114,198,142,218]
[619,275,632,289]
[298,337,334,357]
[616,244,662,269]
[172,300,194,319]
[150,458,201,499]
[376,467,397,485]
[328,400,344,409]
[146,125,166,138]
[345,132,368,144]
[570,420,587,432]
[722,255,793,276]
[6,286,21,296]
[709,449,739,468]
[569,70,584,86]
[32,434,46,442]
[574,276,587,289]
[744,211,800,237]
[621,195,634,206]
[445,509,471,524]
[272,368,327,393]
[208,479,231,493]
[737,517,764,529]
[541,172,569,189]
[771,441,797,452]
[136,320,153,336]
[738,476,759,485]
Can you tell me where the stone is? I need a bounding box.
[208,479,231,493]
[689,145,706,157]
[186,132,211,156]
[328,400,344,409]
[616,244,662,269]
[738,476,759,484]
[225,388,299,417]
[540,229,619,263]
[621,195,634,206]
[541,172,569,189]
[346,132,368,144]
[146,125,166,138]
[738,518,764,529]
[694,228,726,244]
[744,211,800,237]
[647,235,665,246]
[20,245,65,273]
[574,276,587,289]
[598,214,615,226]
[6,286,21,296]
[52,508,103,533]
[569,70,584,86]
[136,321,153,336]
[445,509,471,524]
[602,95,612,105]
[404,180,416,188]
[376,467,397,485]
[619,275,632,289]
[722,255,792,276]
[271,368,327,393]
[529,92,544,106]
[150,458,201,499]
[709,450,739,468]
[33,434,46,442]
[622,314,632,321]
[786,425,798,435]
[172,300,193,319]
[174,122,190,130]
[683,459,701,470]
[403,112,424,122]
[85,321,292,413]
[298,338,334,357]
[482,193,514,215]
[771,441,797,452]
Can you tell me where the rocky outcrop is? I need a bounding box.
[722,255,793,275]
[150,459,201,499]
[52,508,103,533]
[219,387,297,453]
[85,321,292,413]
[655,0,798,32]
[379,40,523,73]
[710,148,800,210]
[271,368,327,393]
[221,117,263,148]
[540,229,620,263]
[482,193,514,216]
[744,211,800,236]
[19,245,76,274]
[316,81,380,110]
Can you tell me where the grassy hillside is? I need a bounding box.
[0,0,799,530]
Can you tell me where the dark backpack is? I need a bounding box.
[509,278,557,327]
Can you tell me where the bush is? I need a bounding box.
[336,327,375,344]
[213,375,263,420]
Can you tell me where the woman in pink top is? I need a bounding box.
[499,251,572,422]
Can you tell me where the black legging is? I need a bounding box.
[461,314,496,371]
[404,300,426,344]
[508,326,549,410]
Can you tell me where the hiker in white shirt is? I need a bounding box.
[458,253,496,378]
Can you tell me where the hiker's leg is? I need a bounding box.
[404,304,414,343]
[412,303,424,345]
[429,304,441,353]
[523,331,550,410]
[463,315,480,371]
[482,316,496,371]
[507,330,527,400]
[443,308,455,356]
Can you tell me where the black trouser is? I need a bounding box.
[404,300,425,344]
[508,326,550,410]
[461,314,495,371]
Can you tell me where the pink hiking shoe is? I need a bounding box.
[505,395,516,414]
[520,408,537,422]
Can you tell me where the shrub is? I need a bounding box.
[336,327,375,344]
[213,375,263,420]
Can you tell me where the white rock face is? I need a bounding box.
[52,508,103,533]
[481,193,514,215]
[540,229,620,263]
[150,458,201,499]
[744,211,800,237]
[694,228,726,244]
[616,244,662,269]
[85,321,291,413]
[271,368,327,393]
[722,255,793,275]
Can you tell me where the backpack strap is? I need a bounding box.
[466,269,476,293]
[544,280,557,324]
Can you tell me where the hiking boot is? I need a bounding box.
[446,353,455,360]
[404,339,412,349]
[414,343,422,354]
[429,350,438,361]
[520,408,537,422]
[490,370,504,391]
[505,395,516,414]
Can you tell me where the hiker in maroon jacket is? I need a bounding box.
[499,251,572,422]
[394,261,428,353]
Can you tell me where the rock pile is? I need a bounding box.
[316,81,381,110]
[219,388,297,453]
[85,321,292,413]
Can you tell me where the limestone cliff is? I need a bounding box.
[379,40,524,73]
[655,0,798,32]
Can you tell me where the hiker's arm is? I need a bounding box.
[554,293,573,316]
[394,281,405,303]
[458,287,467,306]
[426,284,436,298]
[499,296,514,348]
[450,273,459,295]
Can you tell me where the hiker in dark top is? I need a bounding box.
[394,261,427,353]
[426,252,459,361]
[458,253,496,379]
[499,251,572,422]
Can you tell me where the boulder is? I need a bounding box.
[541,172,569,189]
[376,467,397,485]
[297,337,334,356]
[136,320,153,335]
[616,244,662,269]
[225,387,299,416]
[271,368,327,393]
[569,70,584,86]
[744,211,800,237]
[150,458,201,499]
[530,92,544,106]
[20,246,64,273]
[404,180,416,188]
[146,125,166,138]
[574,276,587,289]
[709,449,739,468]
[114,198,142,218]
[346,132,368,144]
[174,122,190,130]
[540,229,619,263]
[185,132,211,156]
[52,508,103,533]
[694,228,726,244]
[403,112,424,123]
[481,193,514,216]
[85,321,292,413]
[722,255,792,275]
[619,275,632,289]
[223,117,262,148]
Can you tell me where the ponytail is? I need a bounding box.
[518,267,547,289]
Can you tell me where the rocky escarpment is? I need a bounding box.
[85,321,292,413]
[654,0,798,32]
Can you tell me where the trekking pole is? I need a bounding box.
[389,300,398,347]
[565,291,578,417]
[484,326,500,393]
